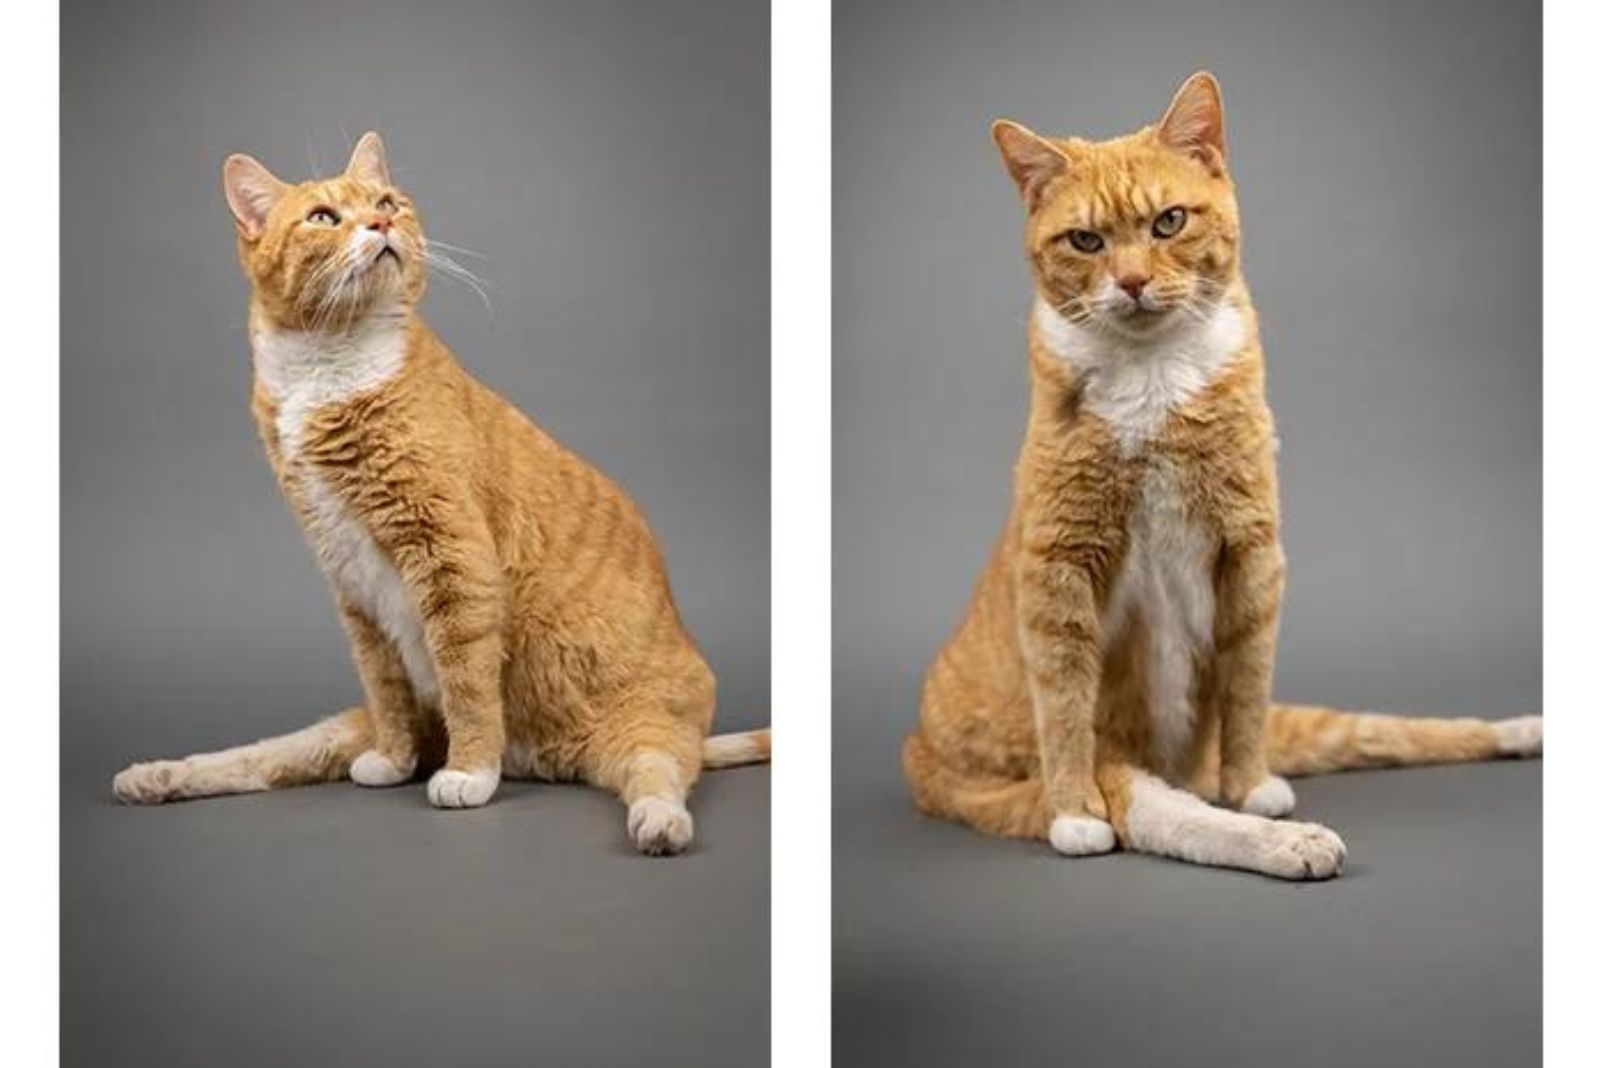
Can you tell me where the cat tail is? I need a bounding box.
[902,732,1049,839]
[1266,703,1541,777]
[113,707,374,804]
[702,728,771,769]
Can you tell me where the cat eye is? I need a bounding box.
[1065,229,1104,254]
[306,207,341,226]
[376,194,398,212]
[1152,207,1187,238]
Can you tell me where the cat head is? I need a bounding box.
[993,72,1241,340]
[222,132,428,330]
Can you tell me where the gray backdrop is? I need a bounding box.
[834,1,1540,1066]
[62,2,768,1065]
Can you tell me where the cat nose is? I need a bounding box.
[367,217,392,234]
[1117,274,1149,299]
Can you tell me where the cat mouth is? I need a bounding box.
[1115,305,1170,325]
[375,246,402,266]
[1105,305,1177,337]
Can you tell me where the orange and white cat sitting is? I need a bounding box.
[113,133,769,855]
[902,73,1540,879]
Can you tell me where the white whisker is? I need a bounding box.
[423,247,493,311]
[424,238,490,260]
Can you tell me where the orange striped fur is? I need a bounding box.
[113,134,769,855]
[903,74,1539,878]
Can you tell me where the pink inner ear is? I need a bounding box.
[996,125,1068,209]
[225,156,285,237]
[346,134,389,184]
[237,187,273,231]
[1159,78,1226,165]
[1021,168,1061,209]
[1016,150,1063,207]
[1166,109,1219,150]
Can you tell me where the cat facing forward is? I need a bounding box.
[902,73,1540,878]
[113,133,770,854]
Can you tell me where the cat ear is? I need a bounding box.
[345,131,390,185]
[222,154,287,240]
[992,120,1070,210]
[1157,72,1227,172]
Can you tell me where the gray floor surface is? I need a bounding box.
[63,730,769,1068]
[835,721,1541,1067]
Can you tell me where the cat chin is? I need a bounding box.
[1100,310,1182,341]
[287,293,410,331]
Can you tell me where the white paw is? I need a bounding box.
[113,760,185,805]
[426,767,500,809]
[1241,775,1296,818]
[1256,821,1347,881]
[1048,814,1117,856]
[350,749,415,787]
[1494,715,1542,757]
[627,796,694,856]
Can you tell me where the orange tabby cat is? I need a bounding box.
[902,73,1540,879]
[113,133,770,855]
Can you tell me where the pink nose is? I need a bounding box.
[367,217,392,234]
[1117,274,1149,299]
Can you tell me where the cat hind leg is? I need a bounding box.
[114,707,372,804]
[585,702,705,856]
[902,731,1052,840]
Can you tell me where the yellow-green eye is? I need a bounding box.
[1066,229,1104,254]
[307,207,340,226]
[1152,207,1187,238]
[376,194,397,212]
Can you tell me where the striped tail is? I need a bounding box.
[702,728,771,769]
[1267,703,1541,777]
[113,707,374,804]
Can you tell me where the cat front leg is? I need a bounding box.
[1016,552,1114,856]
[339,604,428,787]
[391,524,507,810]
[1097,761,1345,880]
[1212,536,1292,817]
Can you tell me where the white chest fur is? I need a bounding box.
[253,318,410,452]
[1035,294,1248,767]
[252,320,441,708]
[1033,297,1246,453]
[1104,459,1217,771]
